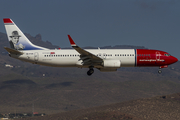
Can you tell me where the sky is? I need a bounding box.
[0,0,180,59]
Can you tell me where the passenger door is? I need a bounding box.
[34,52,39,61]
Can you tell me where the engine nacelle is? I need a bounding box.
[103,60,121,68]
[98,68,117,72]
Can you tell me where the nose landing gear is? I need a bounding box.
[158,69,162,74]
[158,65,168,74]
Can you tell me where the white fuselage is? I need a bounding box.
[11,49,136,68]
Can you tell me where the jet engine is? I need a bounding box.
[103,60,121,68]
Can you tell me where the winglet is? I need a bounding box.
[68,35,76,46]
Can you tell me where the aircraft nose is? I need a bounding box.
[172,56,178,63]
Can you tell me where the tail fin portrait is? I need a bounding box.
[3,18,48,50]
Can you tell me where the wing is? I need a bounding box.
[68,35,103,66]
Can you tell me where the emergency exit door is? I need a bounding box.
[34,52,39,61]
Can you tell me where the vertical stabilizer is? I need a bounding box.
[3,18,48,50]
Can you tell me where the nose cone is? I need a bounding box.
[172,56,178,64]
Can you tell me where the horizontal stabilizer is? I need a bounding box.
[4,47,23,55]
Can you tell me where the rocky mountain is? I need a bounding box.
[0,32,146,51]
[24,33,60,49]
[16,93,180,120]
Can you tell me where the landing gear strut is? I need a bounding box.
[87,67,94,76]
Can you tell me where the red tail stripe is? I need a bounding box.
[3,18,13,23]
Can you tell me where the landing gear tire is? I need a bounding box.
[158,69,162,74]
[87,69,94,76]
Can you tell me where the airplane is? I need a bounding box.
[3,18,178,76]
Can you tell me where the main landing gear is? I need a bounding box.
[87,66,94,76]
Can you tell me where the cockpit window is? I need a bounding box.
[164,54,171,56]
